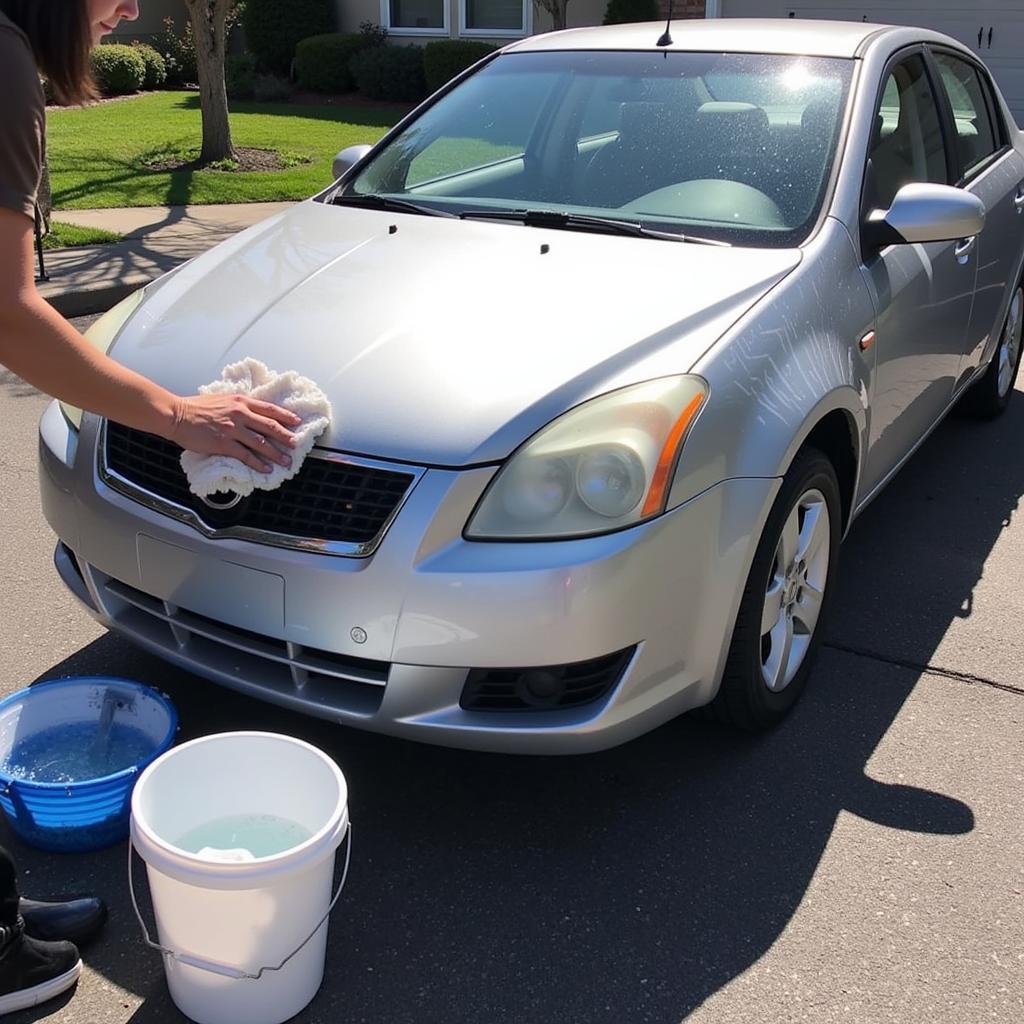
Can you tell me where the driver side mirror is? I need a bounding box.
[863,182,986,250]
[332,144,373,182]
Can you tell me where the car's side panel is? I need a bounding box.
[926,46,1024,389]
[823,33,1024,503]
[955,150,1024,389]
[857,233,977,497]
[677,218,874,512]
[854,49,980,497]
[925,47,1024,390]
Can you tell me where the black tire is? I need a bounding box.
[707,447,842,732]
[962,285,1023,420]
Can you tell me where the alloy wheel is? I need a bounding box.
[759,488,831,693]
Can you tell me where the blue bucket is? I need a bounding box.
[0,678,177,853]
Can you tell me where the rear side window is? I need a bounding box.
[932,52,1000,177]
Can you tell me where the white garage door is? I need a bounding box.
[717,0,1024,125]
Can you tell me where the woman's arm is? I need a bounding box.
[0,208,298,471]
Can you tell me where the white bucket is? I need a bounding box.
[129,732,349,1024]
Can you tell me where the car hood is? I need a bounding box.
[116,200,801,465]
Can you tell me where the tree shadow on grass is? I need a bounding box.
[51,152,196,210]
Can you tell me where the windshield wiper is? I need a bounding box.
[459,209,730,246]
[332,193,457,218]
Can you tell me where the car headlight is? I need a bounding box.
[59,288,146,430]
[466,375,708,540]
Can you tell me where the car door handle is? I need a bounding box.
[1014,188,1024,211]
[954,236,977,263]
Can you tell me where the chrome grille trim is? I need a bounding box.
[96,420,425,558]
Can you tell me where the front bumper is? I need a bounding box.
[39,402,778,753]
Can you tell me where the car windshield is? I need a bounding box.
[343,50,853,247]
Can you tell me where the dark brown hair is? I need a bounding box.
[0,0,95,104]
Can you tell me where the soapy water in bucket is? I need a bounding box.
[175,814,314,861]
[1,721,156,783]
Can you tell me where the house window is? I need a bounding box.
[387,0,446,33]
[460,0,530,36]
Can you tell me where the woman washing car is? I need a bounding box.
[0,0,299,1012]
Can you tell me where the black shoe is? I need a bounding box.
[0,921,80,1015]
[19,897,108,947]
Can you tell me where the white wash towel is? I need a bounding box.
[180,358,333,499]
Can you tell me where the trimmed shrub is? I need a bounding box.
[226,52,257,99]
[423,40,495,95]
[358,21,389,46]
[90,44,146,96]
[244,0,335,75]
[351,45,426,103]
[602,0,660,23]
[253,74,294,103]
[294,33,385,93]
[131,43,167,89]
[153,16,197,87]
[296,33,369,94]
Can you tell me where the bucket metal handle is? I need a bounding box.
[128,822,352,981]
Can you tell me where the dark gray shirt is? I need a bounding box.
[0,11,45,221]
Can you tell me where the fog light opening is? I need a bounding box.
[515,669,566,708]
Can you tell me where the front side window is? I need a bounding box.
[346,51,854,247]
[932,52,1000,177]
[387,0,445,32]
[865,55,947,210]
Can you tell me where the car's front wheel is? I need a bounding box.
[964,285,1023,419]
[708,447,841,731]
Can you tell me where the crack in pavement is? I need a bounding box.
[823,640,1024,697]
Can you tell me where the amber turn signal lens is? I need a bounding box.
[641,391,706,517]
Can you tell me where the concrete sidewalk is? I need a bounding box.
[39,202,295,317]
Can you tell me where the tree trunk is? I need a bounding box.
[184,0,236,164]
[535,0,569,31]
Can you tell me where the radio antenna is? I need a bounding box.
[657,0,674,47]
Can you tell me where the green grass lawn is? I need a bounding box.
[43,220,123,248]
[47,92,406,210]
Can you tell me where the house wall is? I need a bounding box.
[713,1,1024,125]
[120,0,706,47]
[340,0,705,41]
[110,0,187,40]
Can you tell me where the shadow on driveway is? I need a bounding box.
[7,394,1024,1024]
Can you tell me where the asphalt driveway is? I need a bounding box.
[1,323,1021,1024]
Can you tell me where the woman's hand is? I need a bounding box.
[168,393,301,472]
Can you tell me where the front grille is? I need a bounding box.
[103,422,416,552]
[460,647,635,712]
[102,575,387,716]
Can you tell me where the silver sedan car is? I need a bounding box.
[40,19,1024,752]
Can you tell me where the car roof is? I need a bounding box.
[504,18,913,59]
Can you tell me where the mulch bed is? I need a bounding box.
[45,89,166,111]
[142,146,310,173]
